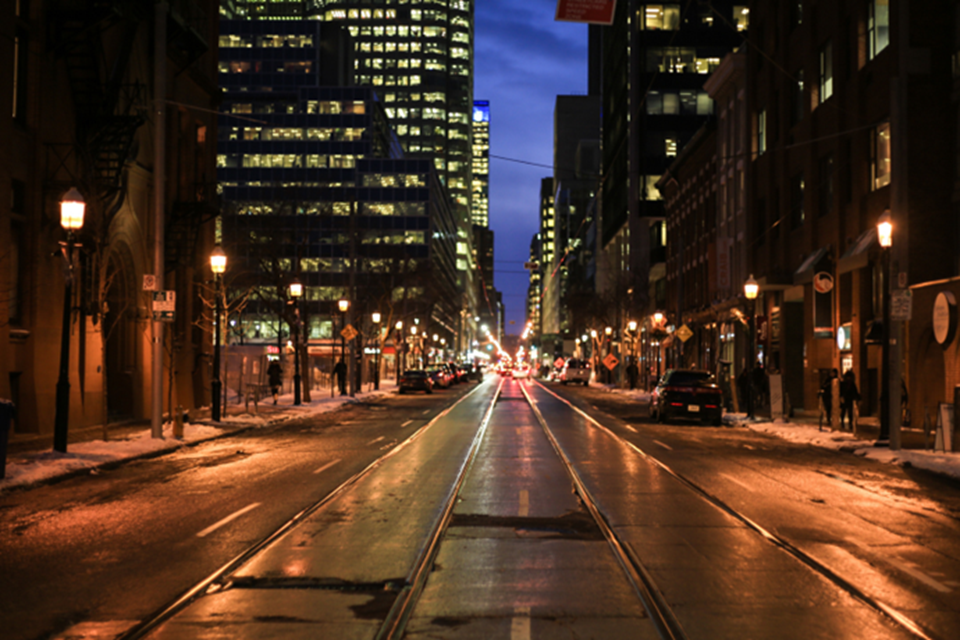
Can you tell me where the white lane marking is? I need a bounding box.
[511,606,531,640]
[653,439,672,450]
[54,621,140,639]
[368,436,385,445]
[718,473,753,492]
[401,419,413,427]
[519,490,529,517]
[625,424,638,433]
[422,409,431,415]
[313,459,341,475]
[848,538,952,593]
[197,503,261,538]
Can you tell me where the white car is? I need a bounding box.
[560,358,591,385]
[513,365,530,379]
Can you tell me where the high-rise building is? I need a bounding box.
[600,2,743,313]
[312,1,475,222]
[218,19,462,371]
[471,100,490,227]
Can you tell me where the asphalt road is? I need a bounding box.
[4,375,960,639]
[0,381,478,640]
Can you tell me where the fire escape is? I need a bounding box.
[53,0,215,272]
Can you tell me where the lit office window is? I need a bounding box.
[819,40,833,104]
[871,121,891,190]
[733,6,749,31]
[641,4,680,30]
[868,0,890,59]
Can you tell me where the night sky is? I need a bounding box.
[475,1,589,334]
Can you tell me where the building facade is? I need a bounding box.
[2,0,221,437]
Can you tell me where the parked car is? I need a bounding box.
[398,370,433,394]
[650,369,723,425]
[428,367,451,388]
[560,358,591,385]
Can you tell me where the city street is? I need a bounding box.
[2,376,960,639]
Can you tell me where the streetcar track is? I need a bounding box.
[534,380,941,640]
[115,382,490,640]
[519,383,687,640]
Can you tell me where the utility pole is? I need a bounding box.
[151,1,168,438]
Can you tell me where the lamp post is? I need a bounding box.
[210,244,227,421]
[410,325,419,368]
[395,320,403,380]
[653,312,665,384]
[744,274,759,419]
[338,299,349,396]
[877,211,893,444]
[289,279,303,405]
[604,326,613,383]
[54,188,85,452]
[372,312,381,390]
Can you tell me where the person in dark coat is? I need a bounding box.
[820,368,839,423]
[626,361,639,390]
[267,360,283,405]
[334,359,347,396]
[840,370,861,431]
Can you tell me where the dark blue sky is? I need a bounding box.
[475,1,589,334]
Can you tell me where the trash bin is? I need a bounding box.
[0,399,14,480]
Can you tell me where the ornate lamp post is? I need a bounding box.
[289,279,303,405]
[653,312,665,383]
[744,274,759,419]
[372,312,381,389]
[338,299,350,396]
[395,320,404,379]
[410,325,420,368]
[209,244,227,421]
[54,188,85,452]
[877,210,893,444]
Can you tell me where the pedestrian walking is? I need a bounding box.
[819,368,839,426]
[334,358,347,396]
[267,359,283,405]
[840,370,860,432]
[626,361,639,390]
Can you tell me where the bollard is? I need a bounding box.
[0,400,15,479]
[173,404,184,439]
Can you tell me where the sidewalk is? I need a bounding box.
[0,382,398,493]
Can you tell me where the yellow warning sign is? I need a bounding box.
[341,324,358,341]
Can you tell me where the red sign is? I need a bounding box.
[555,0,617,25]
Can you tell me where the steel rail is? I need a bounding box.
[519,382,688,640]
[116,381,491,640]
[374,377,504,640]
[533,380,942,640]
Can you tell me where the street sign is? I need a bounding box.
[602,353,619,371]
[554,357,565,369]
[341,324,358,341]
[676,324,693,343]
[524,262,539,270]
[891,289,913,322]
[555,0,617,25]
[143,274,157,291]
[151,290,175,322]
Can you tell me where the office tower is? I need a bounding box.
[218,19,461,357]
[471,100,490,227]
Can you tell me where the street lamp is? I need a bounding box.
[210,244,227,421]
[395,320,404,380]
[289,279,303,405]
[410,325,419,368]
[372,312,381,390]
[54,188,85,452]
[338,299,350,396]
[744,274,759,419]
[878,210,893,444]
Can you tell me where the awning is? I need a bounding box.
[794,246,832,284]
[838,227,878,273]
